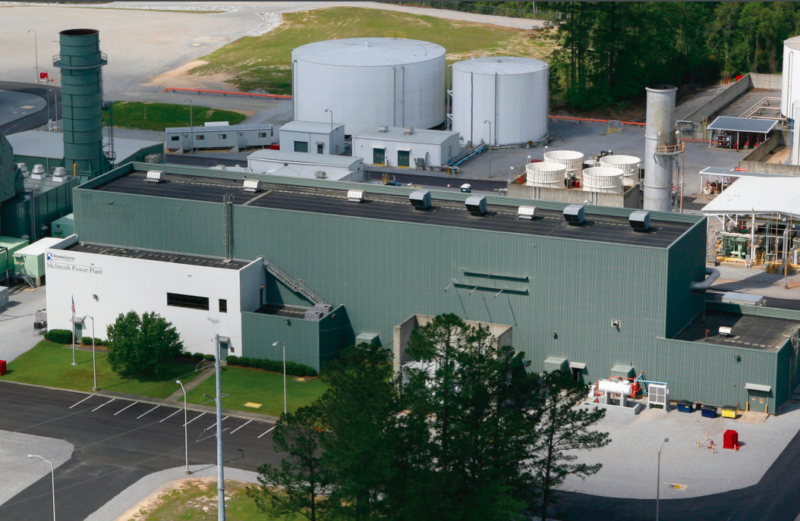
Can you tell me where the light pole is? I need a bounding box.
[214,335,225,521]
[176,380,190,475]
[27,454,56,521]
[272,341,287,415]
[80,316,97,391]
[656,437,669,521]
[70,316,79,366]
[27,29,39,83]
[183,98,194,154]
[484,120,492,178]
[325,108,333,132]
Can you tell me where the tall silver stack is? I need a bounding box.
[643,85,677,213]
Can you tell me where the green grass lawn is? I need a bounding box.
[192,6,556,93]
[185,366,327,417]
[102,101,246,131]
[2,341,202,399]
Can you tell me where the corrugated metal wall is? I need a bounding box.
[665,217,707,337]
[1,177,78,240]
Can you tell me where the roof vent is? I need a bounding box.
[409,190,431,210]
[30,164,46,180]
[465,195,487,216]
[145,170,163,183]
[348,189,365,203]
[403,127,414,135]
[52,167,68,182]
[17,163,29,177]
[719,326,732,337]
[563,204,585,225]
[629,210,651,232]
[315,171,327,179]
[518,205,536,220]
[243,179,261,193]
[378,125,389,133]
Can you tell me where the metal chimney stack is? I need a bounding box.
[643,85,677,212]
[54,29,108,177]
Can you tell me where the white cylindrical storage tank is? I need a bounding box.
[292,38,445,135]
[451,57,548,146]
[543,150,583,177]
[782,36,800,118]
[582,166,624,194]
[526,161,566,189]
[599,155,641,186]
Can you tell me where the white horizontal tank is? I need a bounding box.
[598,380,632,396]
[292,38,446,135]
[543,150,583,177]
[526,161,565,189]
[582,166,624,194]
[598,154,640,186]
[783,36,800,118]
[451,57,549,146]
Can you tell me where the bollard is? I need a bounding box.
[705,433,708,441]
[697,440,701,448]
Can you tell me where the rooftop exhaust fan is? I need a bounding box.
[315,171,327,179]
[378,125,389,133]
[465,195,487,216]
[719,326,732,337]
[145,170,163,183]
[30,164,46,180]
[17,163,29,178]
[403,127,415,135]
[629,210,651,232]
[243,179,261,193]
[52,167,68,183]
[563,204,585,225]
[348,189,365,203]
[518,205,536,220]
[409,190,431,210]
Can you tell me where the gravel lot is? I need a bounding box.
[0,430,73,506]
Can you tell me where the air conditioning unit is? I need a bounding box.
[409,190,431,210]
[243,179,261,193]
[465,195,487,216]
[403,127,414,135]
[145,170,163,183]
[518,205,536,220]
[315,171,327,179]
[719,326,732,337]
[30,164,46,180]
[563,204,585,225]
[348,189,365,203]
[378,125,389,133]
[629,210,651,232]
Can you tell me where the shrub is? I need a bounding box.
[45,329,73,344]
[204,354,216,362]
[304,366,318,377]
[226,355,239,365]
[193,352,205,362]
[238,357,251,368]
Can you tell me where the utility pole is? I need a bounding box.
[215,335,226,521]
[27,30,38,82]
[183,98,194,154]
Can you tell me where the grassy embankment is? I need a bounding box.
[102,101,246,131]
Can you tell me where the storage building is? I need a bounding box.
[165,124,274,152]
[352,126,460,168]
[279,121,346,155]
[247,150,365,182]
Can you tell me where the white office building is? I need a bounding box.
[351,126,461,168]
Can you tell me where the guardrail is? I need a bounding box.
[164,87,292,99]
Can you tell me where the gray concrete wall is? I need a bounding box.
[741,131,786,163]
[751,73,783,89]
[506,183,640,208]
[684,75,754,138]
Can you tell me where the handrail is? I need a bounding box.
[164,87,292,100]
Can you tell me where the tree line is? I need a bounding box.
[476,2,800,110]
[248,314,609,521]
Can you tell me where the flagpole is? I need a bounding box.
[71,296,77,366]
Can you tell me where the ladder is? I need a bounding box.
[263,258,329,307]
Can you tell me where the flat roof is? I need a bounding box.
[707,116,778,134]
[248,150,361,168]
[699,167,781,179]
[16,237,63,257]
[87,169,696,248]
[674,310,798,350]
[7,131,160,162]
[264,164,353,181]
[353,126,460,145]
[165,123,273,133]
[281,121,343,134]
[701,177,800,218]
[64,242,249,270]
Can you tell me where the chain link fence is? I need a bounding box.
[382,1,563,22]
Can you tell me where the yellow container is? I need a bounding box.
[721,407,737,419]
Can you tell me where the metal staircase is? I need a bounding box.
[263,258,329,307]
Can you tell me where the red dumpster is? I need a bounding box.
[0,360,6,376]
[723,429,739,450]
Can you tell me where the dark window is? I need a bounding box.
[171,136,179,141]
[219,134,227,139]
[196,135,205,141]
[258,133,267,138]
[230,346,235,353]
[219,299,227,313]
[167,293,209,310]
[294,141,309,153]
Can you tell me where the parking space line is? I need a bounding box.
[136,405,160,419]
[91,398,115,412]
[69,396,93,409]
[160,409,182,423]
[257,426,276,439]
[184,412,206,426]
[204,416,229,431]
[114,402,138,416]
[229,420,252,434]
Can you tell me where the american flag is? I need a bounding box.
[71,296,75,317]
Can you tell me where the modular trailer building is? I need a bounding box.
[50,162,800,412]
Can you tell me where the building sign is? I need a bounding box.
[46,251,104,275]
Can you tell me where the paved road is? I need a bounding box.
[0,382,279,521]
[0,81,61,135]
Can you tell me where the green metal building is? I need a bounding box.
[68,162,800,413]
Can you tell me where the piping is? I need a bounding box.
[690,267,720,291]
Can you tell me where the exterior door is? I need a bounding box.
[294,141,309,153]
[373,147,385,165]
[748,389,769,412]
[220,341,229,360]
[238,133,246,148]
[397,150,410,168]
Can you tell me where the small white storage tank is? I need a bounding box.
[598,155,640,186]
[451,57,548,146]
[526,161,565,189]
[292,38,446,135]
[582,166,624,194]
[598,380,632,396]
[782,35,800,118]
[543,150,584,177]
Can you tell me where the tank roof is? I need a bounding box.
[452,56,548,75]
[786,35,800,51]
[292,38,445,67]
